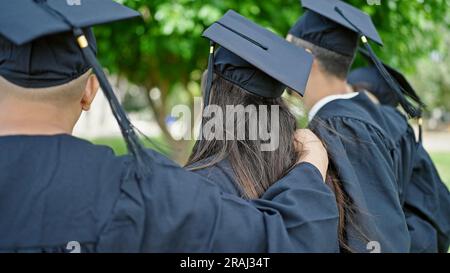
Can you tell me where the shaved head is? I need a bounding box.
[0,70,92,105]
[287,35,354,80]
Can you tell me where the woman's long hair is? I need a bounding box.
[187,76,298,199]
[186,75,353,251]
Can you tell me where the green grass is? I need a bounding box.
[430,153,450,190]
[92,137,129,155]
[92,136,171,157]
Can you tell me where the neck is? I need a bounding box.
[304,73,353,111]
[0,99,79,136]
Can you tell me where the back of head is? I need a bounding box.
[194,10,314,199]
[0,71,91,106]
[289,35,354,80]
[187,74,298,200]
[289,0,423,118]
[287,10,357,80]
[0,28,96,88]
[0,28,96,105]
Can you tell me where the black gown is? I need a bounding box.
[401,129,450,252]
[0,134,338,253]
[191,159,340,252]
[309,92,450,253]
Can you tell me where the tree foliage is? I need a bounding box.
[97,0,450,80]
[94,0,450,161]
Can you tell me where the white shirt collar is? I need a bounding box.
[308,92,359,122]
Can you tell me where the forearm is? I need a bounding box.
[133,153,338,252]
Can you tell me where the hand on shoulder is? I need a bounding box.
[294,129,329,182]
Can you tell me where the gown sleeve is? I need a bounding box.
[97,151,339,253]
[404,144,450,253]
[310,116,410,252]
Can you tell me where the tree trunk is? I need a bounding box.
[145,86,192,165]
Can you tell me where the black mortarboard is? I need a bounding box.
[289,0,382,57]
[0,0,138,88]
[348,66,400,107]
[289,10,359,57]
[201,10,313,106]
[348,66,425,143]
[348,48,425,142]
[0,29,97,88]
[289,0,423,119]
[0,0,150,172]
[355,48,423,107]
[0,0,139,46]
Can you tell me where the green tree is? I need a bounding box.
[412,27,450,113]
[95,0,450,162]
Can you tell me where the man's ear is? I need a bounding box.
[81,74,99,111]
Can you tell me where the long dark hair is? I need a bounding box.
[186,75,353,251]
[187,76,298,199]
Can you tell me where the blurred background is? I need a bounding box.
[72,0,450,189]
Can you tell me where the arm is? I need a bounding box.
[98,144,339,253]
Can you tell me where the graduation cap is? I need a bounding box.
[201,10,314,106]
[348,66,400,107]
[0,0,150,173]
[289,0,423,119]
[349,48,425,142]
[289,0,382,57]
[349,48,424,108]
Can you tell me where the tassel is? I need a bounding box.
[199,42,216,140]
[359,41,421,118]
[36,1,151,177]
[73,28,151,176]
[358,47,425,109]
[204,41,215,107]
[418,118,423,144]
[335,7,423,119]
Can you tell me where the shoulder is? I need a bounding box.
[309,98,389,141]
[0,135,132,251]
[311,93,410,147]
[58,136,131,181]
[378,105,414,142]
[188,159,242,197]
[313,92,384,129]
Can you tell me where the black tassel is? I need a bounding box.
[204,41,215,107]
[358,48,425,110]
[36,2,152,177]
[360,42,421,118]
[335,7,422,119]
[199,42,216,140]
[418,118,423,144]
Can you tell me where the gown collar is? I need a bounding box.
[308,92,359,122]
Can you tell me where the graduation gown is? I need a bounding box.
[309,92,413,252]
[191,160,340,253]
[376,105,450,253]
[309,92,450,252]
[401,130,450,253]
[0,134,337,253]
